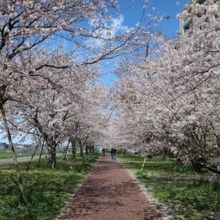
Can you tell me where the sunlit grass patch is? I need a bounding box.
[119,153,220,220]
[0,154,99,220]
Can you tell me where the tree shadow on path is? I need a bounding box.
[59,157,162,220]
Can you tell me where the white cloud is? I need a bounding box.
[85,15,132,49]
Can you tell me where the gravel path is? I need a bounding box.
[59,156,162,220]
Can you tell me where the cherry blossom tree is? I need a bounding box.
[110,0,220,173]
[5,48,110,168]
[0,0,135,201]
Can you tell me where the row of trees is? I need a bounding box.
[0,0,146,202]
[0,0,122,165]
[1,0,218,203]
[110,1,220,173]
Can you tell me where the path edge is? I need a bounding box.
[118,159,174,220]
[56,156,101,220]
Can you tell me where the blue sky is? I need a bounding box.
[118,0,189,37]
[101,0,189,87]
[47,1,190,87]
[0,0,190,144]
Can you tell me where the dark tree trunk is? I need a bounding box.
[79,139,84,157]
[71,139,76,159]
[0,103,28,203]
[38,141,44,167]
[63,139,70,160]
[191,157,206,173]
[217,136,220,147]
[48,147,56,168]
[85,145,89,155]
[90,145,95,153]
[26,142,40,171]
[47,139,56,168]
[88,145,93,153]
[216,136,220,157]
[191,161,204,172]
[204,165,220,175]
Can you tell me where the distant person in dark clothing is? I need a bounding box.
[102,148,106,157]
[110,148,114,160]
[113,148,117,160]
[110,148,117,161]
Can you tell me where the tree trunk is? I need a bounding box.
[47,139,56,168]
[63,139,70,160]
[216,136,220,157]
[71,139,76,159]
[0,104,28,203]
[217,136,220,147]
[38,141,44,167]
[190,157,206,173]
[88,145,92,153]
[204,165,220,175]
[85,145,89,155]
[26,142,39,171]
[79,139,84,157]
[141,156,147,172]
[48,147,56,168]
[91,145,95,153]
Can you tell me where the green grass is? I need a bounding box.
[0,147,66,159]
[0,149,20,159]
[0,154,99,220]
[119,153,220,220]
[0,148,44,159]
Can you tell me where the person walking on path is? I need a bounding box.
[110,147,114,160]
[113,147,117,160]
[102,148,106,157]
[110,147,117,160]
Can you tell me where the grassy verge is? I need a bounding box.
[119,153,220,220]
[0,149,24,159]
[0,148,45,159]
[0,148,69,159]
[0,154,99,220]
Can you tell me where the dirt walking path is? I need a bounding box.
[59,156,162,220]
